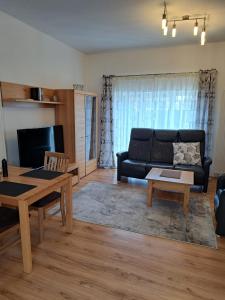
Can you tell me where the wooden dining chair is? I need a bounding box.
[0,206,20,254]
[31,151,69,243]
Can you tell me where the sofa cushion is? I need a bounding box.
[121,159,147,179]
[173,142,202,166]
[128,128,153,162]
[174,164,205,185]
[178,130,205,162]
[151,130,178,164]
[146,162,174,173]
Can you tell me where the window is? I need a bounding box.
[112,73,199,159]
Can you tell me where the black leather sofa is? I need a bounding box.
[116,128,212,192]
[214,175,225,236]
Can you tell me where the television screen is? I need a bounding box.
[17,125,64,168]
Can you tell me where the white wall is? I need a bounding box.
[3,106,55,165]
[0,10,86,165]
[85,42,225,175]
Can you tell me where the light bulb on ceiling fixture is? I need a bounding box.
[172,22,176,37]
[163,22,168,36]
[162,13,167,29]
[162,1,167,29]
[201,29,206,45]
[201,18,206,45]
[193,19,198,36]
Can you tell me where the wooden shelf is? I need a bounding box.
[0,82,63,106]
[3,99,63,105]
[16,99,62,105]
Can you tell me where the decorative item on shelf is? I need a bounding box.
[2,159,8,177]
[161,1,207,45]
[73,84,84,91]
[52,95,59,102]
[30,87,43,101]
[43,97,50,102]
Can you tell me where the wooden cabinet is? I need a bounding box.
[0,93,6,163]
[67,163,79,186]
[55,90,98,178]
[74,93,86,178]
[55,89,75,162]
[84,95,97,176]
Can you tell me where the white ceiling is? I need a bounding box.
[0,0,225,53]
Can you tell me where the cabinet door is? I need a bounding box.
[0,94,6,165]
[74,94,86,178]
[85,95,97,175]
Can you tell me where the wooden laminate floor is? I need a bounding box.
[0,169,225,300]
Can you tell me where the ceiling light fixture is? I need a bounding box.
[161,1,208,45]
[162,1,167,29]
[193,19,198,36]
[172,21,176,37]
[163,21,168,36]
[201,18,206,46]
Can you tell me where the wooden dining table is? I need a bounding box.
[0,166,73,274]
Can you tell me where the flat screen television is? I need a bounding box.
[17,125,64,168]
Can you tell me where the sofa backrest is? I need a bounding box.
[151,130,178,164]
[128,128,153,162]
[178,130,205,162]
[128,128,206,164]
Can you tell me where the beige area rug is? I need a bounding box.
[70,182,217,248]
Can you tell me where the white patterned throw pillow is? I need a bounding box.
[173,142,202,166]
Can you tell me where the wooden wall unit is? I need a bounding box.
[55,90,98,178]
[0,81,98,180]
[74,93,86,177]
[1,82,31,100]
[0,91,6,162]
[55,89,75,163]
[0,82,62,106]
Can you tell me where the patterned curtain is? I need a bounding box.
[196,69,217,156]
[98,76,115,168]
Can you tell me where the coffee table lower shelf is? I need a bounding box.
[145,168,194,215]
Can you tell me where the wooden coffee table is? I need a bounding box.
[145,168,194,215]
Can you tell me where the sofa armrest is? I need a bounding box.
[216,174,225,191]
[116,151,129,161]
[203,156,212,169]
[215,189,225,235]
[116,151,128,181]
[202,157,212,193]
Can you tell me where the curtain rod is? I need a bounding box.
[103,71,199,78]
[103,69,217,78]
